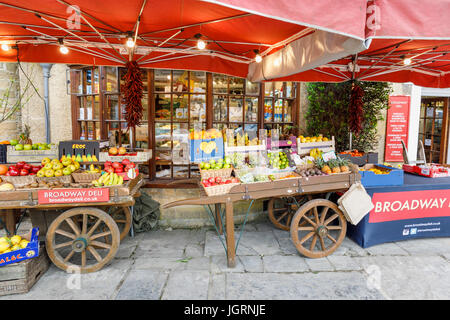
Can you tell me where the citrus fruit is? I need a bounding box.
[10,235,22,245]
[19,240,29,249]
[0,241,10,252]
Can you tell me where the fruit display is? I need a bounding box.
[37,157,79,178]
[201,176,240,188]
[0,234,30,254]
[298,134,330,144]
[296,167,327,177]
[0,182,14,191]
[267,151,291,170]
[359,167,391,175]
[108,146,127,155]
[92,172,124,187]
[2,162,42,176]
[189,128,223,141]
[199,157,232,170]
[340,150,364,157]
[316,157,351,174]
[104,159,136,174]
[309,148,323,160]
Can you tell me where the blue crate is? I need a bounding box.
[360,164,404,187]
[189,138,224,163]
[0,228,39,267]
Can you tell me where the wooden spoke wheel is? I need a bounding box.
[106,206,132,241]
[290,199,347,258]
[268,196,311,231]
[46,207,120,273]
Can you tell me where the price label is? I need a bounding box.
[322,151,337,162]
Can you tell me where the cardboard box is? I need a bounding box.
[360,164,404,187]
[189,137,224,163]
[0,228,39,267]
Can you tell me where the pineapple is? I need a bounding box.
[18,125,32,145]
[329,159,341,174]
[316,159,331,174]
[338,157,350,173]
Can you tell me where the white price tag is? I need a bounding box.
[322,151,337,162]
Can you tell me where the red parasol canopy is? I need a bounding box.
[270,0,450,88]
[0,0,368,78]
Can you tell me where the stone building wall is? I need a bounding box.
[0,63,20,140]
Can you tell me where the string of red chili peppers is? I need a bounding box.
[349,83,364,136]
[122,61,144,130]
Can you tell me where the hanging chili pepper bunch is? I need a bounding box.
[122,60,143,130]
[348,83,365,136]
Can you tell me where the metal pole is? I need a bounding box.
[40,63,53,144]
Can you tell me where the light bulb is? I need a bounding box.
[59,45,69,54]
[403,58,412,65]
[1,44,10,51]
[167,75,171,80]
[197,39,206,50]
[126,37,135,48]
[255,54,262,63]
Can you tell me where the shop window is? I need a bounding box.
[263,81,296,138]
[153,70,206,180]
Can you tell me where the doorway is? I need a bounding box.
[418,97,449,163]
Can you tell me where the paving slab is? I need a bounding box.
[238,256,264,273]
[161,271,210,300]
[333,237,370,257]
[365,242,410,256]
[327,255,363,271]
[262,255,309,273]
[211,255,245,273]
[394,237,450,256]
[354,255,450,300]
[183,257,211,271]
[225,272,385,300]
[132,256,186,271]
[208,273,226,300]
[115,270,168,300]
[304,257,335,272]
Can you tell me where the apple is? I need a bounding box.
[199,162,205,169]
[8,165,17,172]
[41,157,51,166]
[208,177,215,184]
[31,166,41,174]
[112,162,122,169]
[68,164,76,173]
[54,169,63,177]
[9,168,19,176]
[62,167,72,176]
[105,161,112,167]
[126,162,136,169]
[231,178,239,183]
[203,182,211,187]
[215,177,222,184]
[16,162,26,170]
[105,167,115,173]
[9,139,18,146]
[23,164,32,171]
[122,159,131,166]
[20,169,29,176]
[224,156,232,164]
[36,170,45,178]
[115,167,124,173]
[62,158,72,167]
[23,144,32,151]
[209,159,216,166]
[225,180,232,184]
[32,144,39,150]
[53,163,63,171]
[29,173,36,176]
[202,179,209,185]
[44,163,53,170]
[223,164,230,169]
[44,169,54,178]
[203,163,211,170]
[15,144,24,151]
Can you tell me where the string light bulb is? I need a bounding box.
[254,49,262,63]
[403,57,412,65]
[126,37,135,48]
[1,44,10,51]
[194,34,206,50]
[58,39,68,54]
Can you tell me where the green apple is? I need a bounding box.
[199,162,205,169]
[223,163,231,169]
[62,158,72,167]
[44,163,53,170]
[224,156,232,164]
[15,144,24,151]
[53,163,63,171]
[32,144,39,150]
[215,163,223,169]
[38,145,45,150]
[62,167,72,176]
[217,158,224,164]
[209,159,216,166]
[24,144,32,150]
[204,163,211,170]
[10,139,18,146]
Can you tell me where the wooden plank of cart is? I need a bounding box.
[0,174,144,273]
[163,168,360,268]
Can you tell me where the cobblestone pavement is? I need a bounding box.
[2,217,450,300]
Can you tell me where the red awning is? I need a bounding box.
[0,0,368,78]
[270,0,450,88]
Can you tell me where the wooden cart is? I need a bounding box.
[163,169,360,267]
[0,175,144,273]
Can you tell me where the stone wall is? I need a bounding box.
[0,63,20,140]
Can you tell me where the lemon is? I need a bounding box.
[10,235,21,246]
[323,137,329,141]
[0,241,10,252]
[2,249,11,253]
[19,240,29,249]
[11,244,21,251]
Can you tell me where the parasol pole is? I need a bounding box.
[349,54,358,151]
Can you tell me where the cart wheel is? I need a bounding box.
[268,196,311,231]
[46,207,120,273]
[290,199,346,258]
[106,206,132,241]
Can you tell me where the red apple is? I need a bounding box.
[215,177,222,184]
[20,169,29,176]
[231,178,239,183]
[23,163,32,171]
[225,180,232,184]
[105,167,115,173]
[208,177,215,184]
[105,161,112,167]
[28,172,36,176]
[8,165,17,172]
[9,168,19,176]
[122,159,131,166]
[126,162,136,169]
[5,171,10,176]
[112,162,122,169]
[202,179,209,185]
[115,167,124,173]
[16,162,26,170]
[31,166,41,174]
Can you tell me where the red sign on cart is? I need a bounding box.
[384,95,410,162]
[38,188,109,204]
[369,189,450,223]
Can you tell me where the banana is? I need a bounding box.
[118,175,124,185]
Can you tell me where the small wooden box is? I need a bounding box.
[0,247,50,296]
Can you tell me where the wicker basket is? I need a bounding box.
[36,175,72,184]
[203,182,240,196]
[71,172,101,183]
[1,175,36,188]
[198,164,233,180]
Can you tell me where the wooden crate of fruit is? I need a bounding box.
[0,246,50,296]
[99,147,152,163]
[297,136,335,156]
[7,145,59,164]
